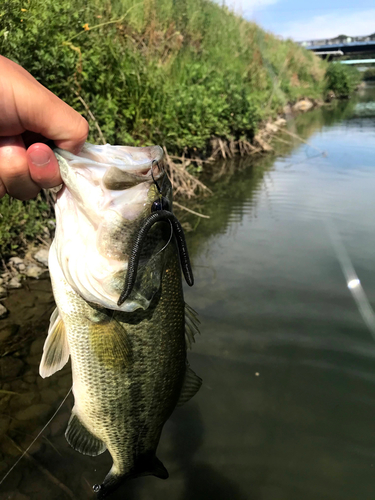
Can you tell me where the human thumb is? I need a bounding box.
[27,143,62,188]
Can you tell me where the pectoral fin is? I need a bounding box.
[177,365,202,406]
[39,308,70,378]
[185,303,200,349]
[89,319,133,367]
[66,409,106,456]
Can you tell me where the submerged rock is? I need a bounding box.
[15,403,51,421]
[0,286,7,298]
[0,303,8,319]
[8,277,22,289]
[0,356,24,379]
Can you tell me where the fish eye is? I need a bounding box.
[151,197,170,212]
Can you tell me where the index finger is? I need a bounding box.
[0,56,89,154]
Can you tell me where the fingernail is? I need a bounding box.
[29,149,51,167]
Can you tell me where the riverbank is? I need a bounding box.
[0,94,327,309]
[0,0,350,262]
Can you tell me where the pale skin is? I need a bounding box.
[0,55,89,200]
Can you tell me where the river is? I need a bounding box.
[1,86,375,500]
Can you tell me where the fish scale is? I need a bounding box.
[51,240,186,478]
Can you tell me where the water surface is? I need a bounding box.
[1,87,375,500]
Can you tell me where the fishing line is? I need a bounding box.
[325,219,375,341]
[0,387,72,486]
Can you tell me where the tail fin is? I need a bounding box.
[94,456,168,498]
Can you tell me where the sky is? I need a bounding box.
[216,0,375,41]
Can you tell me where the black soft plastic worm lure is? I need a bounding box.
[117,166,194,307]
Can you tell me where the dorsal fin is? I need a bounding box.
[65,408,106,456]
[39,308,70,378]
[185,303,200,349]
[177,364,202,406]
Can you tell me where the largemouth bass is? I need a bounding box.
[39,143,201,498]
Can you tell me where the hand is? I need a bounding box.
[0,56,89,200]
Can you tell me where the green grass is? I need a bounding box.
[0,195,52,257]
[1,0,327,152]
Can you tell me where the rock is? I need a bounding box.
[0,278,3,285]
[293,99,314,112]
[9,391,40,412]
[1,438,20,457]
[33,248,49,267]
[18,263,26,272]
[40,388,60,405]
[7,277,22,289]
[0,324,19,343]
[15,403,51,421]
[9,257,24,266]
[0,416,10,438]
[0,303,8,319]
[30,338,45,356]
[0,357,24,379]
[50,412,68,437]
[25,265,44,279]
[0,286,7,298]
[23,370,36,384]
[25,354,41,366]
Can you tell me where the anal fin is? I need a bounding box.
[65,409,106,456]
[177,365,202,406]
[39,308,70,378]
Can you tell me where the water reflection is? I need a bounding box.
[2,86,375,499]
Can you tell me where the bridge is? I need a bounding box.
[300,34,375,57]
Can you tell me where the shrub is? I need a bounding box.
[325,63,361,98]
[363,67,375,81]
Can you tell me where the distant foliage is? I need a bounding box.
[1,0,326,153]
[0,195,51,255]
[325,63,361,98]
[363,67,375,81]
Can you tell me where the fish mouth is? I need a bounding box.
[55,143,164,189]
[52,142,169,312]
[54,143,165,222]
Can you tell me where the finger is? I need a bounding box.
[0,177,6,199]
[0,136,40,200]
[0,56,89,154]
[27,143,62,188]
